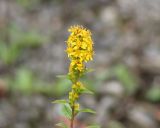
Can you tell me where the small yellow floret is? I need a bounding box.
[74,103,80,111]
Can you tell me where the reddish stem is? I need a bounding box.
[70,106,74,128]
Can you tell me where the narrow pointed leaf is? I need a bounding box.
[85,68,95,73]
[56,122,68,128]
[56,75,67,78]
[62,103,72,119]
[81,87,94,94]
[52,100,68,104]
[79,108,96,114]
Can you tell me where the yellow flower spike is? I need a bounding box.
[66,25,94,74]
[65,25,95,128]
[54,25,95,128]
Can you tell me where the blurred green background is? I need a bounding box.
[0,0,160,128]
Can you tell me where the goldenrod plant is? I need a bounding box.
[53,25,100,128]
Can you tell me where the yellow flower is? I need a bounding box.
[74,103,80,111]
[66,25,94,74]
[69,91,79,102]
[72,81,84,90]
[67,25,94,109]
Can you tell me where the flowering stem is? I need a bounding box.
[70,81,77,128]
[70,106,74,128]
[66,25,94,128]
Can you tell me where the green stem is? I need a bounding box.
[70,72,80,128]
[70,106,74,128]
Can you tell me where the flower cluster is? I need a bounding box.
[69,81,84,112]
[53,25,96,128]
[65,25,94,127]
[66,25,94,77]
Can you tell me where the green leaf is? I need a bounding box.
[53,78,71,96]
[12,68,34,93]
[17,32,45,48]
[56,122,68,128]
[108,121,125,128]
[56,75,67,78]
[52,100,68,104]
[86,125,101,128]
[114,64,138,95]
[79,108,96,114]
[0,43,8,62]
[62,103,72,119]
[81,87,94,94]
[56,75,70,79]
[146,86,160,102]
[0,43,20,65]
[85,68,95,73]
[16,0,41,11]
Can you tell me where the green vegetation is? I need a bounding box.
[16,0,41,10]
[146,85,160,102]
[113,64,138,95]
[0,25,47,65]
[0,25,50,95]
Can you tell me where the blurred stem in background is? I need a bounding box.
[0,0,11,43]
